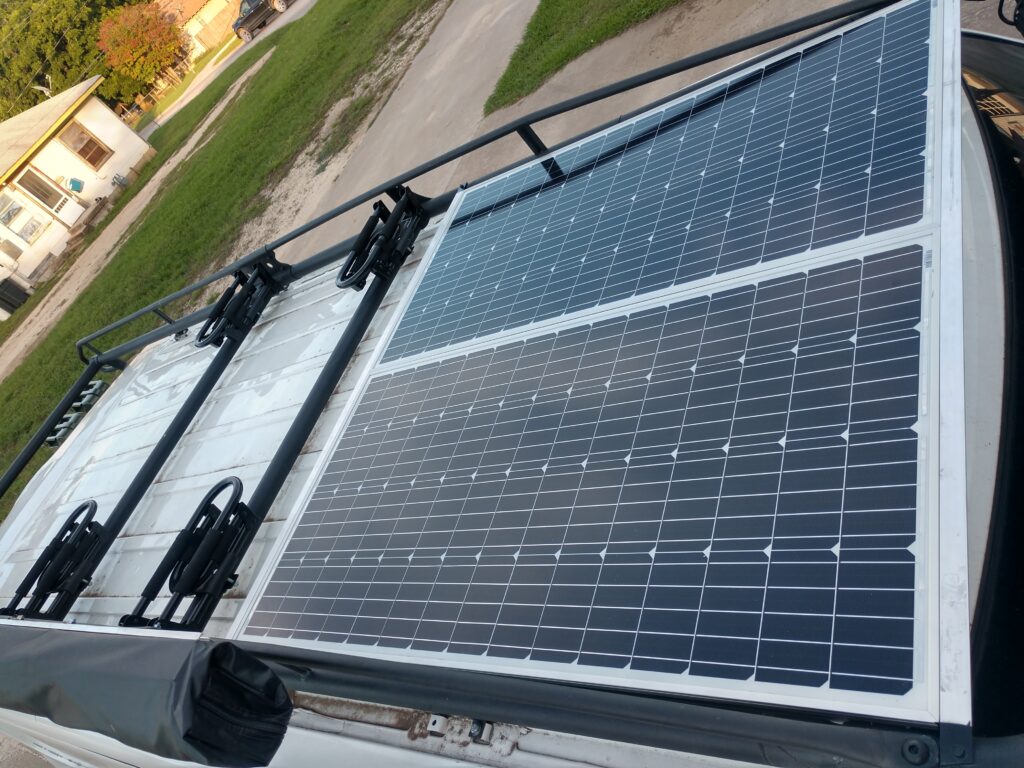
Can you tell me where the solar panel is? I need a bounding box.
[250,245,923,696]
[382,0,931,363]
[239,0,964,721]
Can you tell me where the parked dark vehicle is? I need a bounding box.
[232,0,288,43]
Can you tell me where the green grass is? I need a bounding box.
[316,91,378,169]
[212,36,244,67]
[0,0,435,519]
[135,42,231,133]
[484,0,690,114]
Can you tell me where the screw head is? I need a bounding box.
[901,738,930,766]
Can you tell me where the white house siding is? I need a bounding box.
[2,96,153,281]
[186,0,237,51]
[31,97,153,204]
[0,185,74,278]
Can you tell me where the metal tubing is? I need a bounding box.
[75,247,269,356]
[41,335,249,620]
[516,125,548,156]
[77,239,356,364]
[94,306,216,365]
[0,358,103,501]
[100,340,239,542]
[245,273,392,524]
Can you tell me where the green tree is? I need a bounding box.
[97,69,148,105]
[0,0,133,119]
[98,3,185,86]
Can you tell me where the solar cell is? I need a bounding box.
[382,0,931,363]
[248,245,923,696]
[239,0,961,720]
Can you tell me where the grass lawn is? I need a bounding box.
[485,0,689,114]
[0,0,436,519]
[212,37,245,67]
[135,41,231,133]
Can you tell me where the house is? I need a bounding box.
[157,0,239,58]
[0,76,154,296]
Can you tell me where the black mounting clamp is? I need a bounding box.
[119,477,258,631]
[998,0,1024,37]
[0,501,106,620]
[337,186,430,291]
[195,252,290,349]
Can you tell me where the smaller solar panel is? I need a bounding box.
[382,0,931,363]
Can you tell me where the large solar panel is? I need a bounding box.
[240,0,963,721]
[251,245,923,695]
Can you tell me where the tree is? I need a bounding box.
[97,69,148,105]
[0,0,132,119]
[98,2,185,86]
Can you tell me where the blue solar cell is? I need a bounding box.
[383,0,930,363]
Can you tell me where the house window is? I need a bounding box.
[0,240,22,259]
[59,121,113,169]
[0,193,22,228]
[17,217,45,244]
[17,169,65,211]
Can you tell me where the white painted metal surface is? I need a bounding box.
[0,696,766,768]
[960,90,1004,618]
[933,0,972,730]
[0,221,441,636]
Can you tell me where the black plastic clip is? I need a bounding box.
[998,0,1024,38]
[337,201,392,291]
[120,477,258,631]
[0,501,105,619]
[336,187,430,291]
[195,253,289,349]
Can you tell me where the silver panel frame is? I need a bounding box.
[931,0,971,730]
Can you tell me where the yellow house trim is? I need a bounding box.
[0,77,105,188]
